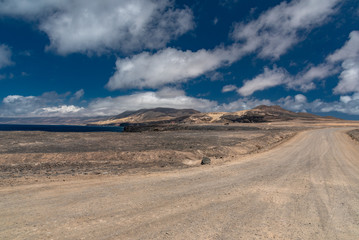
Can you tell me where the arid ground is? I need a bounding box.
[0,124,299,185]
[1,122,359,239]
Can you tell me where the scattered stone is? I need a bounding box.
[201,157,211,165]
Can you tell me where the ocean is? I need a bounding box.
[0,124,124,132]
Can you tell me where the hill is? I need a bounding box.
[92,108,200,125]
[182,105,333,124]
[90,105,338,126]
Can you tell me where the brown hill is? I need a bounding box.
[182,105,333,124]
[91,105,339,126]
[92,108,200,125]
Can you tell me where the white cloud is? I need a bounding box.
[326,31,359,94]
[104,0,341,91]
[340,95,353,104]
[103,0,340,91]
[234,61,341,97]
[0,44,13,69]
[311,94,359,115]
[237,67,289,96]
[0,0,194,55]
[250,31,359,95]
[333,59,359,94]
[87,88,217,115]
[2,95,43,116]
[276,94,308,112]
[0,0,65,16]
[288,63,339,91]
[295,94,307,103]
[328,31,359,62]
[277,92,359,115]
[232,0,340,59]
[0,91,86,117]
[217,98,273,112]
[2,95,35,104]
[34,105,84,115]
[222,85,238,93]
[107,45,243,90]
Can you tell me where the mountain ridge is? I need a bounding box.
[91,105,340,126]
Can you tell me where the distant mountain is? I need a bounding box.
[0,116,109,125]
[252,105,340,121]
[112,108,200,120]
[92,108,200,125]
[91,105,340,126]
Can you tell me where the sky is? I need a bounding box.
[0,0,359,119]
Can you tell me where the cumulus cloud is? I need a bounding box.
[217,98,273,112]
[310,94,359,115]
[233,61,341,97]
[87,88,217,115]
[237,67,289,96]
[3,95,35,104]
[278,94,309,112]
[2,94,46,116]
[0,0,194,55]
[326,31,359,94]
[340,95,353,104]
[333,59,359,94]
[107,45,243,90]
[33,105,84,115]
[281,31,359,95]
[328,31,359,62]
[294,94,307,103]
[277,92,359,115]
[104,0,341,91]
[241,31,358,95]
[0,91,85,117]
[288,63,339,91]
[0,88,218,117]
[232,0,340,59]
[0,44,13,69]
[100,0,342,91]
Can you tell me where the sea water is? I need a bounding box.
[0,124,124,132]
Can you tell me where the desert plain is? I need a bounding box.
[1,118,359,239]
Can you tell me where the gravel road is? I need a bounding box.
[1,128,359,239]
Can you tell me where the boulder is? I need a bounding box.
[201,157,211,165]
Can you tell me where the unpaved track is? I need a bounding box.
[1,128,359,239]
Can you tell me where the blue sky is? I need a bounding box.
[0,0,359,119]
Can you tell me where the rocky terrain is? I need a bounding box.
[348,129,359,142]
[0,124,298,185]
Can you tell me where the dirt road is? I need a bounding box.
[1,128,359,239]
